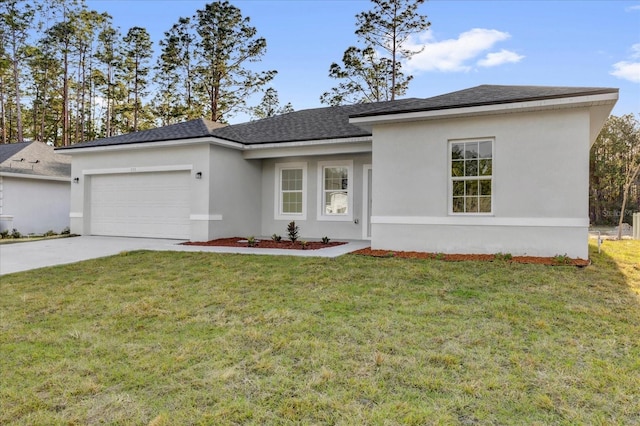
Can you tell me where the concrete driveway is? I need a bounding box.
[0,236,370,275]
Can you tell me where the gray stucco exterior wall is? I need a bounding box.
[370,108,592,258]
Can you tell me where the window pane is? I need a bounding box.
[464,142,479,159]
[325,191,348,214]
[479,196,492,213]
[282,192,302,213]
[466,197,478,213]
[479,159,492,176]
[465,159,478,177]
[451,143,464,160]
[465,180,478,196]
[324,167,348,190]
[479,141,492,158]
[451,160,464,177]
[281,169,302,191]
[480,180,492,196]
[452,197,465,213]
[452,180,464,196]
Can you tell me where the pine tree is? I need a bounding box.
[252,87,294,119]
[0,0,35,142]
[322,0,429,105]
[192,1,276,122]
[121,26,152,132]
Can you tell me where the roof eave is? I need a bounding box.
[55,136,245,154]
[349,92,620,130]
[0,171,71,181]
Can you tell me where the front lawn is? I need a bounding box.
[1,240,639,424]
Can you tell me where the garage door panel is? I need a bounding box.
[90,171,191,239]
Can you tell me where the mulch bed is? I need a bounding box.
[353,248,591,266]
[182,238,589,266]
[182,237,346,251]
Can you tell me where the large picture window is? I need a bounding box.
[318,160,353,221]
[275,163,306,219]
[450,140,493,214]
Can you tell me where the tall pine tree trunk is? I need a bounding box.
[62,47,69,146]
[0,75,6,144]
[11,46,23,142]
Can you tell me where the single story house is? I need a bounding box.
[58,85,618,258]
[0,142,71,234]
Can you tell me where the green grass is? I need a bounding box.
[1,241,639,425]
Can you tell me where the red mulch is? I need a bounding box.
[352,248,590,266]
[182,238,589,266]
[182,237,346,251]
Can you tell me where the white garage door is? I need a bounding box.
[90,171,191,239]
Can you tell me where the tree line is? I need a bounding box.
[0,0,288,146]
[590,114,640,228]
[1,0,429,147]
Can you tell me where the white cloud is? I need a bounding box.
[406,28,521,73]
[477,49,525,67]
[611,61,640,83]
[625,4,640,11]
[610,43,640,83]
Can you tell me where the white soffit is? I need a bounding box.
[349,92,620,129]
[242,137,372,159]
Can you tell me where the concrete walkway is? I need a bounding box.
[0,236,371,276]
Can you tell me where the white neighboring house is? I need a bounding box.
[0,142,71,235]
[58,85,618,258]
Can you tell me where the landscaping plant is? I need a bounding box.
[287,221,299,243]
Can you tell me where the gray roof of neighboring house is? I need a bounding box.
[57,85,619,151]
[0,142,71,178]
[0,142,31,163]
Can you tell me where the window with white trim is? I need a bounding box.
[318,160,353,221]
[275,163,307,220]
[450,140,493,214]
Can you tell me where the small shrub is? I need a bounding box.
[553,253,571,265]
[494,252,513,261]
[287,221,299,243]
[61,227,70,235]
[434,252,446,261]
[300,240,308,250]
[11,228,21,239]
[247,236,257,247]
[385,251,395,258]
[0,230,8,239]
[271,234,282,242]
[44,230,57,237]
[321,236,331,244]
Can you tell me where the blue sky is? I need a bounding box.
[87,0,640,123]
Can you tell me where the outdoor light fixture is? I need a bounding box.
[195,172,202,179]
[73,177,80,184]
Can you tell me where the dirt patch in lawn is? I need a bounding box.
[182,237,347,251]
[353,248,590,266]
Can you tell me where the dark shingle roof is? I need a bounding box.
[57,118,224,150]
[350,85,619,118]
[58,85,618,150]
[209,99,420,145]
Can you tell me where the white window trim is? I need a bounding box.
[274,162,307,220]
[448,138,494,216]
[317,160,353,222]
